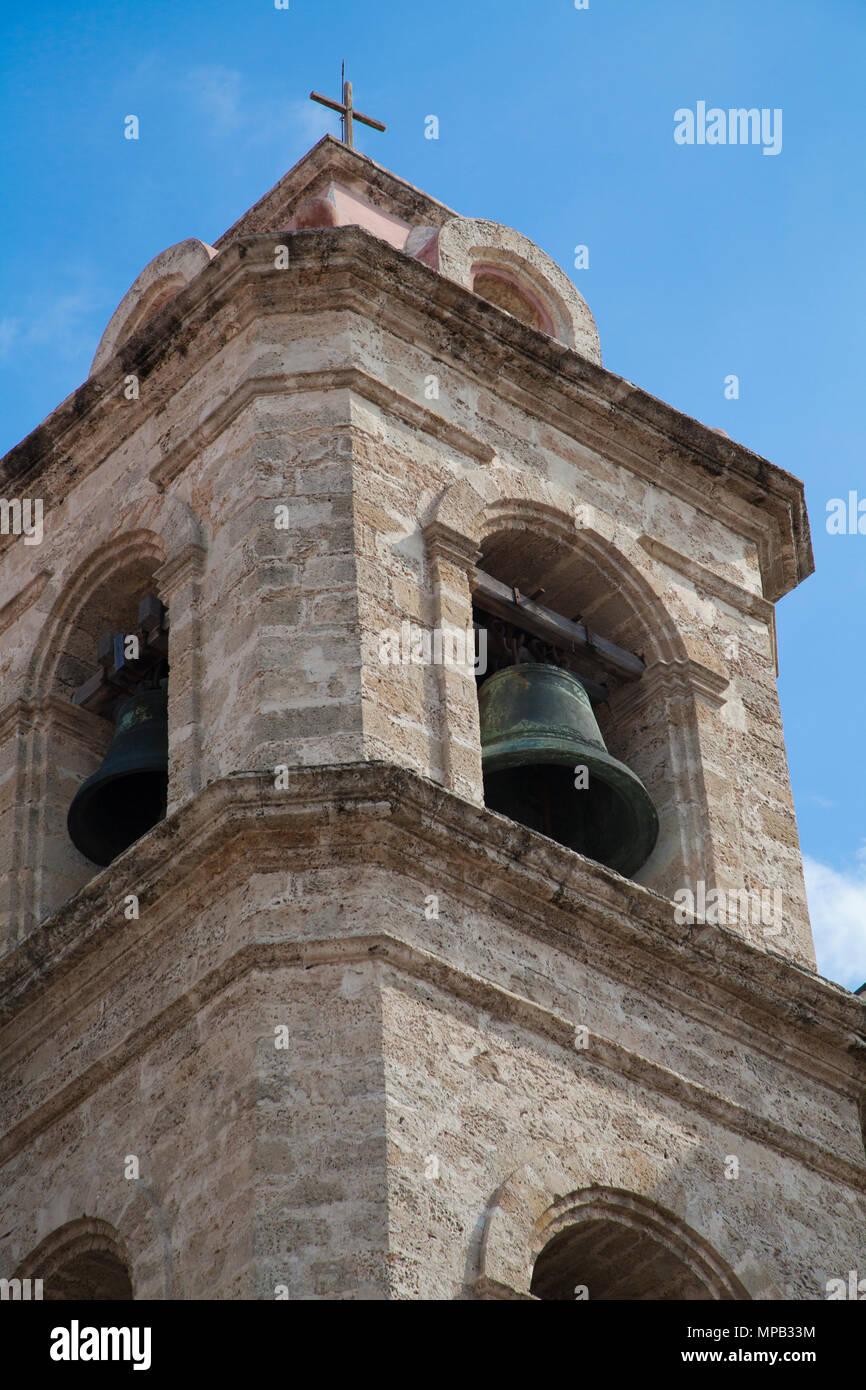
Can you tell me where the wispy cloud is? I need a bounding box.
[0,317,21,361]
[180,66,331,154]
[0,286,101,365]
[804,850,866,991]
[184,65,245,134]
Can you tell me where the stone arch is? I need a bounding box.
[477,497,688,669]
[6,501,206,937]
[9,531,168,930]
[423,468,719,893]
[90,239,218,377]
[471,264,556,338]
[427,470,687,666]
[28,529,167,700]
[531,1189,748,1300]
[476,1152,775,1300]
[435,217,601,361]
[15,1217,134,1300]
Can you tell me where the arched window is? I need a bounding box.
[15,1218,134,1301]
[45,1251,133,1301]
[472,521,671,884]
[424,476,728,900]
[530,1190,748,1301]
[470,264,556,337]
[19,535,169,925]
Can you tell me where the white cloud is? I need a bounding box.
[283,97,333,149]
[803,852,866,991]
[0,317,21,361]
[185,65,244,134]
[179,68,332,157]
[0,285,100,367]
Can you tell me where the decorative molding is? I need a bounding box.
[436,215,602,361]
[638,533,773,622]
[149,366,494,492]
[477,1167,762,1300]
[212,134,459,251]
[2,230,809,602]
[28,529,167,702]
[2,769,854,1058]
[154,543,207,596]
[0,699,28,744]
[0,767,862,1146]
[1,927,863,1197]
[90,239,218,378]
[0,570,52,637]
[614,658,730,718]
[0,695,109,754]
[422,519,482,575]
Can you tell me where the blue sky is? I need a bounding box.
[1,0,863,986]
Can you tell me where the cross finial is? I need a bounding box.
[310,63,386,148]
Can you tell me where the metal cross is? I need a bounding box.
[310,63,386,148]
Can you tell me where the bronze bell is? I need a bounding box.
[478,663,658,876]
[67,685,169,866]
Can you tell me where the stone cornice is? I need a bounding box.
[3,927,863,1196]
[638,534,774,622]
[0,764,862,1104]
[422,519,483,575]
[149,367,494,493]
[0,229,813,600]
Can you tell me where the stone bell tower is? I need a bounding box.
[1,136,864,1301]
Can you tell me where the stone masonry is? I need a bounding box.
[0,136,863,1299]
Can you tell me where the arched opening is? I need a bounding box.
[471,264,555,337]
[472,517,683,884]
[530,1190,748,1301]
[533,1219,712,1300]
[45,1251,133,1301]
[118,277,185,345]
[21,535,170,923]
[60,571,170,870]
[16,1218,134,1301]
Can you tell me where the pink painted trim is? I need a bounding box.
[469,263,556,337]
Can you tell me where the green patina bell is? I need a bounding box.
[67,685,169,867]
[478,663,658,876]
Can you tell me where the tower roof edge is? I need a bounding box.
[213,134,459,249]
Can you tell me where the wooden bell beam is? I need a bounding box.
[472,569,645,681]
[71,594,169,713]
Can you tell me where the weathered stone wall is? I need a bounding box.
[0,868,259,1299]
[0,146,845,1302]
[0,226,816,966]
[0,772,862,1299]
[342,282,813,964]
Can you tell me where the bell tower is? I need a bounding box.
[1,137,864,1302]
